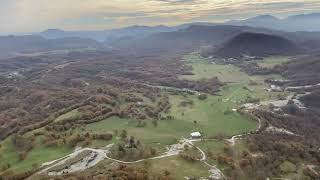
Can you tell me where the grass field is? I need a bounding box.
[181,53,289,101]
[174,54,290,137]
[181,56,251,82]
[133,156,211,179]
[169,94,257,137]
[55,109,81,122]
[83,116,182,146]
[194,140,226,164]
[181,53,284,82]
[0,136,72,173]
[257,56,290,68]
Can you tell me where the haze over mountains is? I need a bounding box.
[0,35,102,59]
[226,13,320,32]
[35,13,320,42]
[40,25,176,42]
[0,13,320,60]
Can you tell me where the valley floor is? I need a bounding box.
[0,53,298,179]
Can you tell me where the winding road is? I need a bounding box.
[38,112,266,179]
[37,81,271,179]
[227,113,262,146]
[38,138,226,179]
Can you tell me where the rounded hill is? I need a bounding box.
[215,32,302,58]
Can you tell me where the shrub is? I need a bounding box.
[198,94,208,100]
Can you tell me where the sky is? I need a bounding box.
[0,0,320,34]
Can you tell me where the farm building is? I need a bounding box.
[191,132,202,139]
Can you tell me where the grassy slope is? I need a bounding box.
[0,109,84,173]
[133,156,210,179]
[83,116,181,146]
[257,56,290,68]
[173,53,292,137]
[181,53,289,101]
[55,109,81,122]
[169,95,257,137]
[0,137,71,173]
[194,140,225,165]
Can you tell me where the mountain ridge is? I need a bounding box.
[226,13,320,32]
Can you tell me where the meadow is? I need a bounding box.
[169,94,257,137]
[257,56,290,68]
[133,156,211,179]
[0,136,71,173]
[181,53,289,101]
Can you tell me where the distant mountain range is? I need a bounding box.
[31,13,320,46]
[226,13,320,32]
[32,13,320,48]
[1,13,320,59]
[112,25,279,52]
[39,25,176,42]
[113,24,320,54]
[0,35,102,59]
[40,29,108,42]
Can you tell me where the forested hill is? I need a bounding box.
[214,32,302,58]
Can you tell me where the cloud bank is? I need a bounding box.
[0,0,319,33]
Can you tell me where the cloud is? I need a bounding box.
[151,0,202,4]
[180,0,320,22]
[0,0,319,33]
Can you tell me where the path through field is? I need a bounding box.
[38,138,226,179]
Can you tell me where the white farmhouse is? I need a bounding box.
[190,132,201,139]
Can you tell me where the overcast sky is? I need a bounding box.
[1,0,320,34]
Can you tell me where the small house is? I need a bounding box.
[191,132,201,139]
[269,85,283,92]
